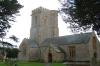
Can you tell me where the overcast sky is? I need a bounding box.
[4,0,72,48]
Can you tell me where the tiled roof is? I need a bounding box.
[50,44,61,52]
[40,32,92,46]
[25,39,38,48]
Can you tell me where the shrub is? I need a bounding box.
[5,60,18,66]
[0,54,3,61]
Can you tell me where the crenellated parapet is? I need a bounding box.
[32,7,50,14]
[32,7,58,15]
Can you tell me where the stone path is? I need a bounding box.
[44,63,51,66]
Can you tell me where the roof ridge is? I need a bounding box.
[46,32,92,39]
[40,32,92,46]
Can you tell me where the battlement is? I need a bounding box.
[34,7,50,12]
[32,7,50,14]
[32,7,58,15]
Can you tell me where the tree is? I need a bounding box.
[0,0,23,56]
[1,35,19,56]
[0,0,23,43]
[0,0,23,38]
[59,0,100,36]
[6,48,19,59]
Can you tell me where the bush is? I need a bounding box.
[5,60,18,66]
[0,54,3,61]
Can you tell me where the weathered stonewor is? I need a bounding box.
[90,57,98,66]
[64,57,98,66]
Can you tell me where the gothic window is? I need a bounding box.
[23,47,26,55]
[68,46,76,58]
[22,44,26,55]
[92,37,97,50]
[35,16,37,25]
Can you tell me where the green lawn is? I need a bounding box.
[0,62,6,66]
[50,63,66,66]
[0,62,44,66]
[18,62,45,66]
[0,62,65,66]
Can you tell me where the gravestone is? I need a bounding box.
[90,56,98,66]
[15,63,18,66]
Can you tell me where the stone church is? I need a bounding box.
[18,7,100,62]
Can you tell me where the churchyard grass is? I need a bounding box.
[50,63,66,66]
[18,62,45,66]
[0,62,6,66]
[0,62,45,66]
[0,62,65,66]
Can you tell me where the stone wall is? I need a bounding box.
[88,32,100,61]
[43,45,64,62]
[18,42,40,61]
[18,43,30,61]
[28,48,40,61]
[59,43,90,61]
[75,43,90,61]
[40,43,90,62]
[40,46,47,60]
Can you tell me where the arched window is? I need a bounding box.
[68,46,76,58]
[92,37,97,50]
[23,47,26,55]
[22,44,26,55]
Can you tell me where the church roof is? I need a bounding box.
[50,44,61,52]
[26,39,38,48]
[40,32,92,46]
[50,44,66,53]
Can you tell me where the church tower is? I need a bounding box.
[30,7,59,46]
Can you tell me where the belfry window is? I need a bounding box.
[35,16,37,25]
[44,16,48,26]
[68,46,76,58]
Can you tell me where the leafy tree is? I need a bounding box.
[6,48,19,59]
[11,48,19,58]
[0,54,3,60]
[0,0,23,56]
[59,0,100,36]
[0,0,23,38]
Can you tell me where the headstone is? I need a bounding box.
[15,63,18,66]
[90,56,98,66]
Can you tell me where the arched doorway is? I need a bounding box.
[48,53,52,63]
